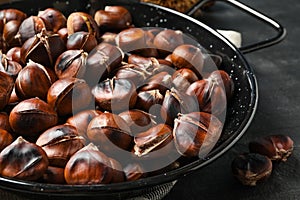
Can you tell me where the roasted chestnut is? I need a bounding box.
[64,143,113,184]
[66,31,97,53]
[128,55,161,74]
[171,44,204,74]
[67,12,99,40]
[84,42,123,85]
[36,124,85,167]
[0,71,14,110]
[0,9,27,26]
[115,28,147,53]
[173,112,223,158]
[0,112,12,132]
[47,78,92,116]
[186,78,227,115]
[0,136,49,181]
[92,78,137,112]
[17,16,46,44]
[2,20,22,49]
[109,157,125,183]
[100,32,117,45]
[0,128,13,152]
[172,68,199,92]
[94,6,132,32]
[0,51,22,78]
[54,49,88,79]
[161,88,199,126]
[231,153,273,186]
[9,97,58,139]
[5,46,21,63]
[153,29,184,56]
[119,109,156,136]
[57,27,68,44]
[208,70,234,100]
[66,109,102,139]
[38,8,67,33]
[123,163,146,181]
[15,60,57,100]
[21,29,66,67]
[87,112,133,155]
[134,124,173,158]
[249,135,294,162]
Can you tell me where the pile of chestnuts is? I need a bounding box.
[0,5,234,185]
[231,134,294,186]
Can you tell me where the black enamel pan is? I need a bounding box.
[0,0,286,199]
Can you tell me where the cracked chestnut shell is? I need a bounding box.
[173,112,223,157]
[92,78,137,112]
[249,135,294,162]
[172,68,199,92]
[0,51,22,78]
[231,153,273,186]
[134,124,173,158]
[0,136,49,181]
[47,78,92,116]
[54,49,88,79]
[20,29,66,67]
[64,143,113,184]
[17,16,46,44]
[9,98,58,139]
[208,70,234,100]
[0,71,14,110]
[15,60,57,100]
[87,112,133,154]
[36,124,85,167]
[66,31,97,53]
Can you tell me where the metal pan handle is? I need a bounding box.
[186,0,287,54]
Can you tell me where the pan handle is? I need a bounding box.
[186,0,286,54]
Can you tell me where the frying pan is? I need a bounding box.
[0,0,286,199]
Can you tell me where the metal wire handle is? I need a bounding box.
[186,0,287,54]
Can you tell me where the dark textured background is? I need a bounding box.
[164,0,300,199]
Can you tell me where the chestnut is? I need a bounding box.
[17,16,46,44]
[128,55,161,74]
[9,98,58,139]
[231,153,273,186]
[94,6,132,32]
[38,8,67,33]
[21,29,66,67]
[208,70,234,100]
[57,27,68,44]
[47,78,92,116]
[135,89,164,119]
[66,31,97,53]
[153,29,184,56]
[2,20,22,49]
[123,163,147,181]
[84,42,123,85]
[115,28,147,53]
[109,157,125,183]
[0,136,49,181]
[15,60,57,100]
[100,32,117,45]
[186,78,227,116]
[36,124,85,167]
[0,128,13,152]
[172,68,199,92]
[171,44,204,74]
[54,49,88,79]
[0,71,14,110]
[87,112,133,154]
[67,12,99,40]
[134,124,173,158]
[119,109,156,136]
[5,46,21,63]
[92,78,137,112]
[0,112,12,132]
[64,143,113,184]
[0,9,27,25]
[138,71,173,95]
[114,63,150,87]
[161,88,199,126]
[173,112,223,158]
[42,166,66,184]
[66,109,102,139]
[0,51,22,78]
[249,135,294,162]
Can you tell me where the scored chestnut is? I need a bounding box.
[0,51,22,78]
[64,143,113,184]
[249,135,294,162]
[0,136,49,181]
[36,124,85,167]
[17,16,46,44]
[66,31,97,53]
[231,153,273,186]
[0,71,14,110]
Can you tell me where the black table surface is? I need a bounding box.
[164,0,300,199]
